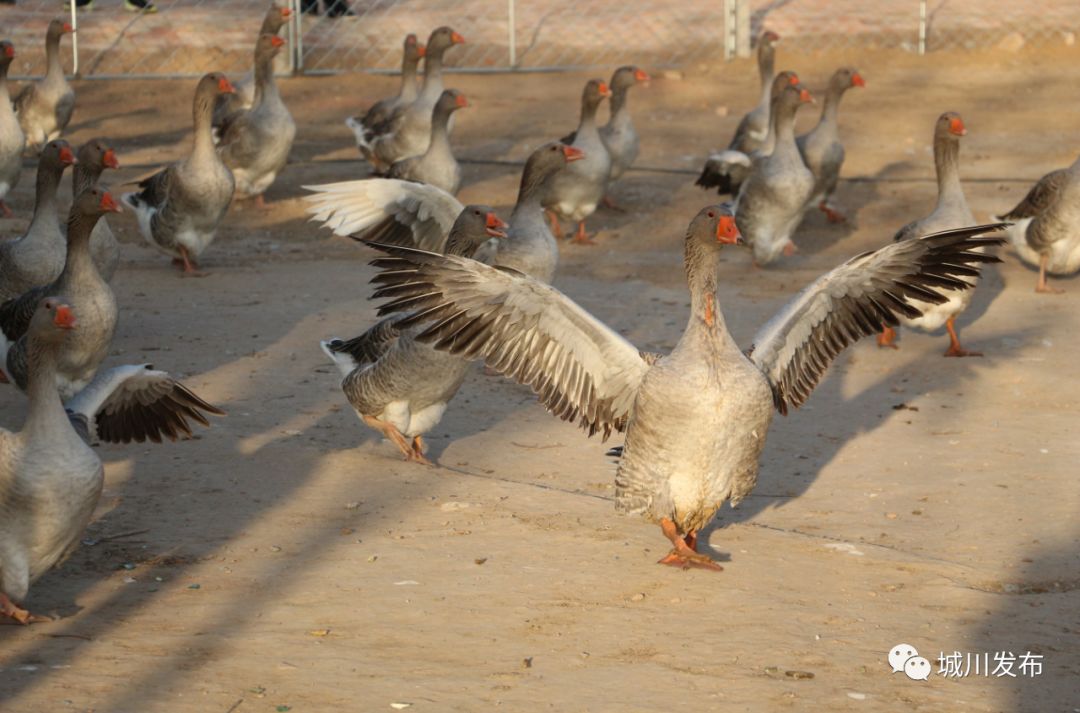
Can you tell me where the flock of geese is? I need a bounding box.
[0,7,1077,623]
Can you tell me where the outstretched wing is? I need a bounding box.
[304,179,463,252]
[365,243,653,439]
[65,365,225,444]
[1000,169,1069,220]
[0,286,46,345]
[747,224,1006,414]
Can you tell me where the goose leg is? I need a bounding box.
[254,194,268,210]
[601,195,625,212]
[174,247,206,277]
[819,200,846,223]
[0,368,8,384]
[943,317,982,357]
[1036,254,1065,294]
[570,221,596,245]
[0,199,12,218]
[782,241,798,257]
[361,414,416,462]
[546,210,564,240]
[656,518,724,572]
[0,593,50,625]
[408,435,434,466]
[877,326,899,349]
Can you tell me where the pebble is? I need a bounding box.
[629,592,646,602]
[847,692,867,700]
[662,70,683,81]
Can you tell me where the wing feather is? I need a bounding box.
[1000,169,1069,220]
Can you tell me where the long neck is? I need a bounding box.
[58,211,101,285]
[420,46,444,92]
[23,337,68,437]
[29,161,62,234]
[934,136,965,207]
[757,46,775,98]
[45,31,64,80]
[73,161,102,196]
[443,232,483,258]
[252,51,279,106]
[608,85,631,126]
[401,54,418,92]
[770,100,797,154]
[427,104,453,154]
[512,164,547,218]
[816,83,844,130]
[0,60,11,105]
[579,98,599,133]
[192,89,217,159]
[683,237,726,334]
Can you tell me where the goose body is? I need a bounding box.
[363,205,1004,569]
[0,42,25,217]
[994,157,1080,292]
[217,35,296,203]
[385,89,465,194]
[13,20,75,152]
[598,66,650,184]
[73,139,122,282]
[796,68,864,223]
[347,34,424,165]
[212,3,292,132]
[122,73,236,273]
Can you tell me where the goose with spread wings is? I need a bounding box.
[363,205,1004,570]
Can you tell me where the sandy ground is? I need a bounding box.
[0,46,1078,712]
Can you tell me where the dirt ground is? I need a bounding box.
[0,45,1078,713]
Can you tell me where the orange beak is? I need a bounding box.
[54,304,77,330]
[634,69,650,82]
[58,146,77,165]
[851,72,865,88]
[788,73,799,85]
[271,36,286,49]
[218,76,236,94]
[455,93,469,108]
[597,81,611,98]
[102,148,120,169]
[417,45,426,57]
[451,31,465,44]
[562,145,584,162]
[799,88,813,103]
[716,215,742,245]
[3,46,13,60]
[485,211,509,239]
[949,116,967,136]
[62,23,74,33]
[100,191,123,214]
[280,7,291,17]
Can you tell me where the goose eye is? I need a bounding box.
[707,211,716,218]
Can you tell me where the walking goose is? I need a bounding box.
[321,206,507,464]
[14,19,75,153]
[878,112,987,356]
[733,81,815,266]
[693,31,780,196]
[73,139,122,281]
[305,141,583,283]
[0,140,77,304]
[362,206,1004,569]
[545,79,612,244]
[212,2,292,131]
[0,41,25,218]
[217,35,296,207]
[122,73,236,274]
[0,298,223,624]
[347,34,425,165]
[796,67,864,223]
[385,89,466,194]
[1,187,121,397]
[369,27,465,170]
[696,70,799,198]
[993,155,1080,293]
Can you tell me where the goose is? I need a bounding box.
[0,41,25,218]
[385,89,466,194]
[796,67,864,224]
[212,2,292,131]
[369,27,465,170]
[73,139,122,281]
[545,79,612,244]
[346,34,425,166]
[362,205,1004,569]
[0,297,222,624]
[696,70,799,198]
[1,187,121,397]
[321,206,507,464]
[993,155,1080,293]
[217,35,296,208]
[693,31,780,196]
[304,141,583,284]
[14,19,75,153]
[733,81,815,266]
[878,112,987,357]
[0,140,77,304]
[121,73,236,274]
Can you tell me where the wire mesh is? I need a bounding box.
[2,0,1079,79]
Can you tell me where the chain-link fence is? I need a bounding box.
[2,0,1079,79]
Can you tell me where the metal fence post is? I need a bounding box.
[69,0,79,76]
[507,0,517,69]
[918,0,927,54]
[292,0,304,74]
[723,0,736,60]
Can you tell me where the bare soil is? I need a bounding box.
[0,46,1077,712]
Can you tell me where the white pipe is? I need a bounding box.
[70,0,79,76]
[507,0,516,68]
[918,0,927,55]
[293,0,304,73]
